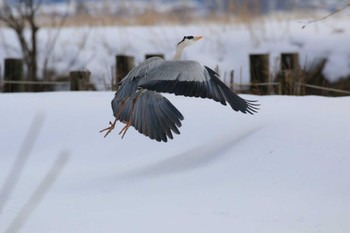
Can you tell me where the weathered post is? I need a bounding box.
[281,53,299,70]
[230,70,234,92]
[4,58,24,92]
[70,70,91,91]
[249,54,269,95]
[279,53,300,95]
[115,55,134,90]
[145,54,164,60]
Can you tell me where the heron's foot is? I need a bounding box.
[100,120,117,138]
[119,123,131,139]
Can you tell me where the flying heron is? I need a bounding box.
[100,36,259,142]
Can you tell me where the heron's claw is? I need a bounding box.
[100,119,117,138]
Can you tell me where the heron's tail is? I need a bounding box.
[113,90,184,142]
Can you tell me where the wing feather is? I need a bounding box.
[138,60,258,114]
[114,90,184,142]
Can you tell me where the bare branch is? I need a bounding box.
[302,2,350,29]
[42,3,69,79]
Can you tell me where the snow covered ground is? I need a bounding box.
[1,14,350,89]
[0,92,349,233]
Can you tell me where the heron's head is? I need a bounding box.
[176,36,203,48]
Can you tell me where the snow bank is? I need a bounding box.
[0,92,349,232]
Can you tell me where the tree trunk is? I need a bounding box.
[27,2,39,91]
[28,22,39,91]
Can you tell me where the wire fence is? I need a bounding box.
[300,83,350,95]
[1,53,350,95]
[2,79,350,96]
[0,80,71,92]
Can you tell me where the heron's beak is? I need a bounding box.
[194,36,203,41]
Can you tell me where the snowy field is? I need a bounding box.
[0,92,349,233]
[1,14,350,89]
[1,8,350,232]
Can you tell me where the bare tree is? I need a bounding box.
[0,0,72,91]
[0,0,41,91]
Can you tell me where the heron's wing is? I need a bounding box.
[138,60,259,114]
[113,89,184,142]
[119,57,164,86]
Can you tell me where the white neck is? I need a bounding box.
[172,43,187,60]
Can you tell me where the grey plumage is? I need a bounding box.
[112,81,183,142]
[101,36,259,142]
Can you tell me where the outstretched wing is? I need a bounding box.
[112,89,184,142]
[118,56,164,87]
[138,60,259,114]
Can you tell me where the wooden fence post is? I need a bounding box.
[70,70,91,91]
[4,58,24,92]
[230,70,234,92]
[145,54,164,60]
[279,53,300,95]
[249,54,269,95]
[115,55,134,90]
[281,53,299,70]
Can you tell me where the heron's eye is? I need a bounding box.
[186,36,194,40]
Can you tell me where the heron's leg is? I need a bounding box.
[119,123,131,139]
[100,98,128,137]
[118,96,139,139]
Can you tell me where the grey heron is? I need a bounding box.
[100,36,259,142]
